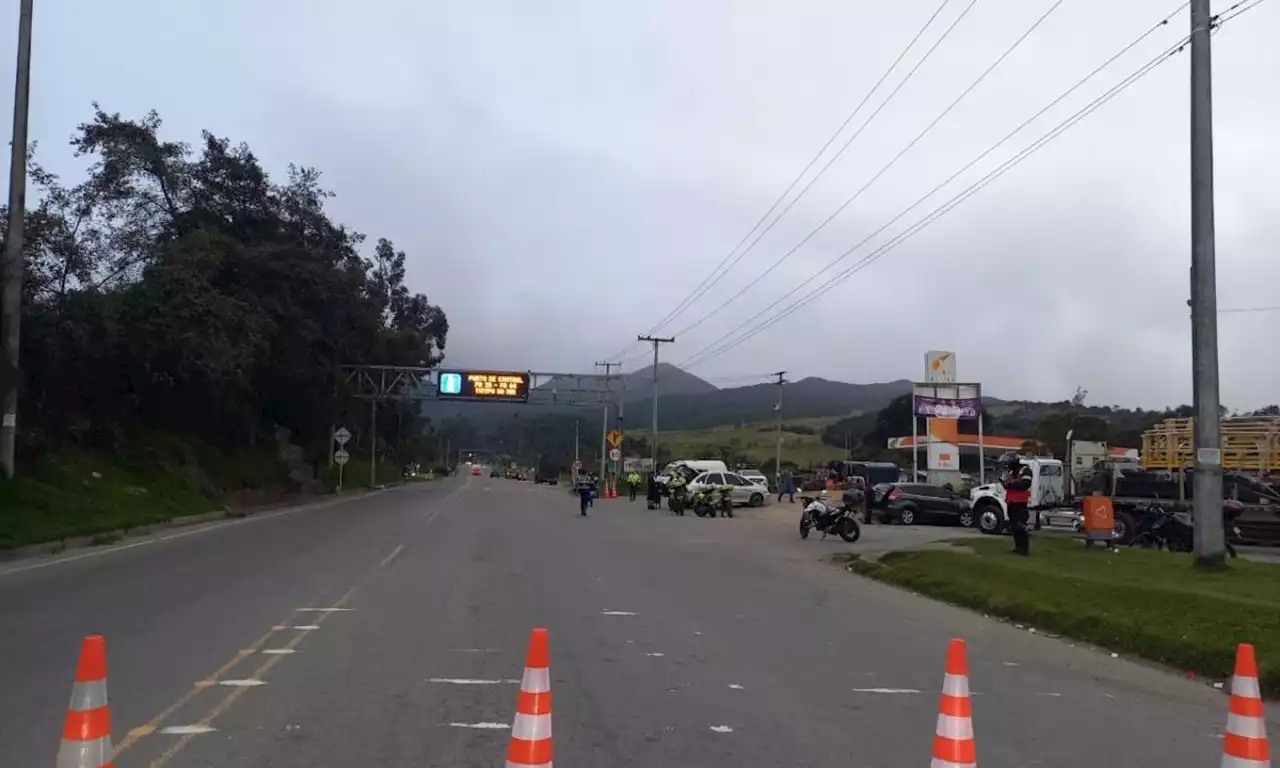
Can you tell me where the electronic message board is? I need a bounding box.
[436,370,530,403]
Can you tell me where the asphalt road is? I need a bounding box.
[1,473,1275,766]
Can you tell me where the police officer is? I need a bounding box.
[999,451,1033,555]
[667,471,688,516]
[626,471,642,501]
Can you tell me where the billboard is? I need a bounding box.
[436,370,531,403]
[925,351,956,383]
[914,395,981,419]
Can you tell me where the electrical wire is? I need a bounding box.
[666,0,1063,341]
[599,0,960,366]
[1214,0,1272,26]
[645,0,972,337]
[1220,306,1280,314]
[679,33,1193,370]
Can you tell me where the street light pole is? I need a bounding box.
[0,0,35,480]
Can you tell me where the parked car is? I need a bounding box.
[876,482,975,527]
[738,468,770,488]
[685,471,768,507]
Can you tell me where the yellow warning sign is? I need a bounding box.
[606,430,623,447]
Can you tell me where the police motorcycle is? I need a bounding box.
[798,490,861,542]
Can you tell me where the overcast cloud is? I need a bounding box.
[5,0,1278,409]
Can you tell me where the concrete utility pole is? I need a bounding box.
[0,0,34,480]
[772,371,786,486]
[595,361,620,483]
[1189,0,1225,566]
[637,336,674,473]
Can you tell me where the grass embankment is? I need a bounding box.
[663,416,849,466]
[843,536,1280,693]
[1,433,304,551]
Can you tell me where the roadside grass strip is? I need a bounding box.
[838,536,1280,694]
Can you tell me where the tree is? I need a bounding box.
[5,106,450,461]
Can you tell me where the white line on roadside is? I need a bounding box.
[218,679,267,687]
[159,725,217,735]
[293,625,321,631]
[449,722,510,729]
[452,648,498,653]
[380,544,405,566]
[644,652,665,657]
[709,725,735,733]
[728,684,745,690]
[0,489,396,577]
[261,649,297,655]
[428,678,518,685]
[852,688,922,694]
[601,610,638,616]
[297,607,354,612]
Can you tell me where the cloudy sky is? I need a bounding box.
[5,0,1277,409]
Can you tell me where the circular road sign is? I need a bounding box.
[608,448,622,461]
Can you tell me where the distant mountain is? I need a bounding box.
[616,375,912,431]
[615,363,719,399]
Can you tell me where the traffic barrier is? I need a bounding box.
[931,638,977,768]
[1222,643,1270,767]
[507,628,553,768]
[57,635,113,768]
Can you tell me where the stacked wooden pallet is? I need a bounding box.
[1142,416,1280,472]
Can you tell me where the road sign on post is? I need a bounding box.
[608,448,621,462]
[334,449,350,493]
[333,426,351,445]
[606,430,622,448]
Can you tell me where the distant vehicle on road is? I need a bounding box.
[685,471,767,507]
[876,482,975,527]
[828,460,901,488]
[490,469,501,478]
[471,465,482,476]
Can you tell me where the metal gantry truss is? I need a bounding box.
[339,365,624,408]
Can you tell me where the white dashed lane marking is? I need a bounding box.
[852,688,923,694]
[449,722,510,729]
[261,649,297,655]
[218,679,267,687]
[728,684,745,690]
[159,725,216,735]
[709,725,735,733]
[428,678,519,685]
[297,607,354,613]
[601,609,638,616]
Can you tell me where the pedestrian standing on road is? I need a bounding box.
[999,451,1033,555]
[626,471,641,501]
[576,473,593,516]
[778,470,795,503]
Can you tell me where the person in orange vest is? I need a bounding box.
[998,451,1033,555]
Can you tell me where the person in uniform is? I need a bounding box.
[999,451,1033,555]
[626,470,642,501]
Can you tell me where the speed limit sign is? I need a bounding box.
[608,448,621,461]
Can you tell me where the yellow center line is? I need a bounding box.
[144,541,408,768]
[110,604,314,757]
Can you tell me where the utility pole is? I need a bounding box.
[1,0,34,480]
[637,335,674,473]
[772,371,786,486]
[573,418,580,478]
[595,361,620,485]
[1189,0,1225,566]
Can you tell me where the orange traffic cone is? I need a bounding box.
[931,638,977,768]
[507,628,552,768]
[57,635,113,768]
[1222,643,1270,767]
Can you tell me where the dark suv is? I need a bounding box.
[875,483,974,527]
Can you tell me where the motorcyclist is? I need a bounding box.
[999,451,1032,555]
[667,470,688,515]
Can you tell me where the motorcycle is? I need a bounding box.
[798,494,861,542]
[1129,502,1241,558]
[668,485,687,516]
[716,486,734,518]
[691,488,717,518]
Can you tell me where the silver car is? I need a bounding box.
[687,471,769,507]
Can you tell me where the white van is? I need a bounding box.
[657,460,729,486]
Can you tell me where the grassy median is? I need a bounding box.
[841,536,1280,693]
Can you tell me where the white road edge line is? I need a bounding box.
[218,679,267,687]
[380,544,405,566]
[0,489,398,577]
[852,688,923,694]
[449,722,510,729]
[428,678,519,685]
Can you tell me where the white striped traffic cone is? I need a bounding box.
[931,638,976,768]
[57,635,113,768]
[1222,643,1270,767]
[507,628,552,768]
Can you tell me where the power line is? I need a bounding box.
[600,0,961,366]
[642,0,969,339]
[679,32,1193,370]
[1220,306,1280,314]
[1215,0,1271,26]
[666,0,1062,341]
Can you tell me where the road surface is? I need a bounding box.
[0,473,1273,766]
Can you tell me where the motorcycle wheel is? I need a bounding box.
[839,517,861,543]
[799,513,811,539]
